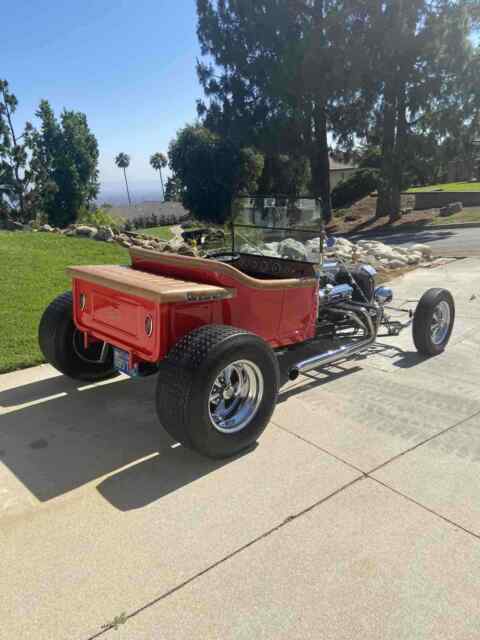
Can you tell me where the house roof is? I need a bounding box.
[329,158,358,171]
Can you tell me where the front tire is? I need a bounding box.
[38,291,118,381]
[156,325,279,459]
[412,288,455,356]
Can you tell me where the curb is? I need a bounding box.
[346,221,480,239]
[421,221,480,230]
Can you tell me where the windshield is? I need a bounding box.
[231,196,324,263]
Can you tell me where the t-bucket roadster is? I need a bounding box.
[39,202,455,459]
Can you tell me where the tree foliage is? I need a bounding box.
[150,152,168,199]
[0,80,36,222]
[30,101,100,227]
[196,0,374,222]
[360,1,477,219]
[168,124,264,224]
[115,152,132,206]
[164,174,182,201]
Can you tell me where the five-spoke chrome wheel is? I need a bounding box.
[430,300,451,345]
[413,288,455,356]
[209,360,264,434]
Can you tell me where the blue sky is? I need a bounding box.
[1,0,202,197]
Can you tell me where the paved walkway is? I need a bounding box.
[1,258,480,639]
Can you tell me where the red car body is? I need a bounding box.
[69,247,319,368]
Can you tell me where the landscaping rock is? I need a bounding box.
[6,220,24,231]
[75,225,98,238]
[439,201,463,217]
[95,226,115,242]
[278,238,308,260]
[411,243,433,259]
[39,224,54,232]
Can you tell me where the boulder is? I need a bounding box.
[95,226,115,242]
[6,220,24,231]
[387,259,407,270]
[406,252,422,265]
[411,243,433,260]
[439,202,463,217]
[39,224,54,232]
[75,225,97,238]
[278,238,308,260]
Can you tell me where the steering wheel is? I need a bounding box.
[210,252,241,263]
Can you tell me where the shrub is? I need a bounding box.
[331,169,379,209]
[77,207,123,230]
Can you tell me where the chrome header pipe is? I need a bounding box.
[288,305,377,381]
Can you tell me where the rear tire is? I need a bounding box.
[412,288,455,356]
[156,325,279,459]
[38,291,119,381]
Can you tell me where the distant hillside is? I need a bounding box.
[107,201,188,221]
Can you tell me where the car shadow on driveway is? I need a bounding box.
[0,375,231,508]
[0,341,425,511]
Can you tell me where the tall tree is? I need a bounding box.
[366,0,476,220]
[31,101,100,227]
[164,174,182,201]
[169,124,264,224]
[115,152,131,206]
[0,80,35,222]
[196,0,372,223]
[149,152,168,199]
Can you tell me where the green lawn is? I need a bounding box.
[409,181,480,193]
[430,206,480,225]
[137,226,174,240]
[0,231,128,374]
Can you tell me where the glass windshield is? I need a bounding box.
[231,196,324,263]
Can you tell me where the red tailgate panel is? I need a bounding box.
[72,278,165,362]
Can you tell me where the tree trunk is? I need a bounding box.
[389,83,408,223]
[2,89,25,221]
[376,77,397,218]
[311,104,332,224]
[159,170,165,200]
[123,168,131,206]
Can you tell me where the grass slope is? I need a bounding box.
[409,182,480,193]
[0,232,128,373]
[137,226,174,240]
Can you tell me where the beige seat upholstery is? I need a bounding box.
[129,247,317,290]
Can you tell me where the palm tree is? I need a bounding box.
[150,152,167,200]
[115,153,132,206]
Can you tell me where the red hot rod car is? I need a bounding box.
[39,216,455,459]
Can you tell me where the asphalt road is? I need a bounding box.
[351,225,480,256]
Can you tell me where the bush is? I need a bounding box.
[77,207,123,230]
[331,169,379,209]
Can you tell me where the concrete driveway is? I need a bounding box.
[1,258,480,639]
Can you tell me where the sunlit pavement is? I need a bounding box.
[1,258,480,639]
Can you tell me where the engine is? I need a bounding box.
[319,262,376,305]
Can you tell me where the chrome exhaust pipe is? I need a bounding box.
[288,305,377,381]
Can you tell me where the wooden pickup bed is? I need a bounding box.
[67,265,236,303]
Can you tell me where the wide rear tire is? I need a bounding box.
[156,325,279,459]
[412,288,455,356]
[38,291,119,381]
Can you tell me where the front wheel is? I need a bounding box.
[412,288,455,356]
[156,325,279,459]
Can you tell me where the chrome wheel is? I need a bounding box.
[430,300,451,345]
[208,360,264,434]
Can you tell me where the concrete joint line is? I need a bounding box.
[86,475,365,640]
